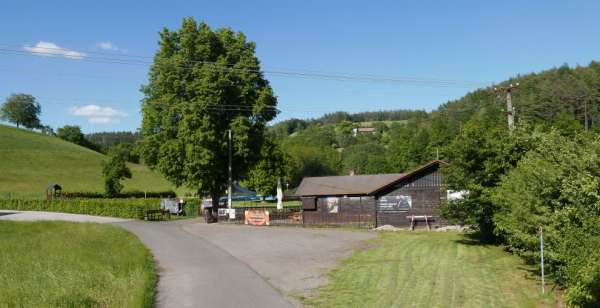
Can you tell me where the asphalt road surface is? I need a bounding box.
[119,220,375,307]
[0,211,375,307]
[0,209,129,223]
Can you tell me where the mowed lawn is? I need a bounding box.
[0,221,156,307]
[304,232,560,308]
[0,124,181,198]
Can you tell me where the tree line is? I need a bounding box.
[269,109,427,139]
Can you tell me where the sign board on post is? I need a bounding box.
[244,209,270,226]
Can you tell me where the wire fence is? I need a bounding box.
[302,212,375,228]
[214,206,303,226]
[209,205,374,228]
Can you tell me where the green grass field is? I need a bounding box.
[304,231,560,308]
[0,124,183,198]
[0,221,156,307]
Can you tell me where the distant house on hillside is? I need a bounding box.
[351,127,376,137]
[295,160,447,229]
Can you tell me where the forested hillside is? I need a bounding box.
[271,61,600,186]
[86,131,140,148]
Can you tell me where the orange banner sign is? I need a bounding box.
[244,209,270,226]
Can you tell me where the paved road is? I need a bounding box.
[0,210,129,223]
[0,211,375,307]
[119,220,375,307]
[118,220,295,308]
[180,222,375,296]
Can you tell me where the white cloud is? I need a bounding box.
[69,105,127,124]
[23,41,86,60]
[97,41,126,53]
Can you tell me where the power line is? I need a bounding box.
[0,66,465,99]
[2,43,485,85]
[0,44,489,88]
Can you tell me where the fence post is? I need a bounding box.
[540,226,545,294]
[374,197,378,228]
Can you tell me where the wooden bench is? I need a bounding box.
[142,209,171,221]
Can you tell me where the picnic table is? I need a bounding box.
[406,215,434,230]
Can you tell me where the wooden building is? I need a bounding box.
[295,160,446,229]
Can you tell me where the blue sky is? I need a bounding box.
[1,0,599,133]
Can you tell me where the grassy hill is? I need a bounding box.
[0,124,180,199]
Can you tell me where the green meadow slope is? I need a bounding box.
[0,124,178,198]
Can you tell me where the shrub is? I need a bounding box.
[102,154,132,197]
[492,131,600,307]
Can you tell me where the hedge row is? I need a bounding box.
[62,190,177,199]
[0,199,161,219]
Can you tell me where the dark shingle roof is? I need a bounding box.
[295,160,446,197]
[295,173,405,196]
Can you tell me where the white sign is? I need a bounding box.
[228,208,236,219]
[276,177,283,210]
[447,190,468,201]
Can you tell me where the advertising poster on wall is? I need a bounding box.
[379,195,412,211]
[326,197,339,213]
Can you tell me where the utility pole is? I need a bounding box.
[227,129,232,212]
[584,97,588,131]
[494,83,520,133]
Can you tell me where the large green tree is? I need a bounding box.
[441,107,535,241]
[56,125,102,152]
[139,18,277,221]
[57,125,86,145]
[283,143,341,187]
[1,94,41,129]
[341,143,390,174]
[244,138,286,197]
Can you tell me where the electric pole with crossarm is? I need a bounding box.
[494,83,520,132]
